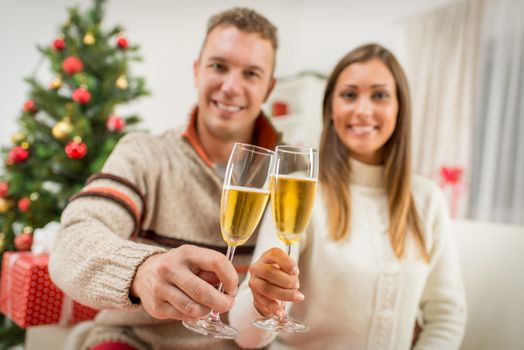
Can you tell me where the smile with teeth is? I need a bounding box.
[214,101,244,112]
[349,125,377,135]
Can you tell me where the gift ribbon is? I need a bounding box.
[31,221,60,255]
[59,294,74,326]
[5,252,24,319]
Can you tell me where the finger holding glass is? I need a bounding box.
[254,145,318,333]
[183,143,274,339]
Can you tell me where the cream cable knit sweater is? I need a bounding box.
[230,159,467,350]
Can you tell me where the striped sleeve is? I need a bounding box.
[49,133,166,310]
[69,172,147,238]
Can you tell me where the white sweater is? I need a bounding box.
[229,159,467,350]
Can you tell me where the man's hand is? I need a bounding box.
[248,247,304,317]
[131,245,239,320]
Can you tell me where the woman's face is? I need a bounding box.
[331,58,399,165]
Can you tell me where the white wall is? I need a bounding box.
[0,0,455,144]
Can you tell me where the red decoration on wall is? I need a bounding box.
[272,100,289,117]
[439,165,466,218]
[439,166,462,185]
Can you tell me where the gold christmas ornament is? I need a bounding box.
[21,141,30,150]
[116,75,128,90]
[0,234,5,252]
[0,198,13,213]
[50,77,62,90]
[23,226,34,234]
[29,192,39,201]
[52,118,73,140]
[11,131,27,145]
[83,33,96,45]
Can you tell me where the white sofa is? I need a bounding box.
[453,219,524,350]
[25,219,524,350]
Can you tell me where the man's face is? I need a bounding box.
[194,25,275,141]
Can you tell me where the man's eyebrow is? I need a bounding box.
[207,56,265,73]
[207,56,227,63]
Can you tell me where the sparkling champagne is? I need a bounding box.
[270,175,317,245]
[220,186,270,247]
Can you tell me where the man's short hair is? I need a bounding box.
[205,7,278,51]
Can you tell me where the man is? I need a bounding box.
[49,8,279,350]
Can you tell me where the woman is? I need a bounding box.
[229,43,467,349]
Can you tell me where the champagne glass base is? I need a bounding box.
[253,315,309,333]
[183,318,239,339]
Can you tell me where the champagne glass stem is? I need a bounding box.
[209,245,236,321]
[276,243,292,321]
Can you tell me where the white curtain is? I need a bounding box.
[469,0,524,224]
[405,0,483,217]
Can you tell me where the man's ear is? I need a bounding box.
[263,76,276,102]
[193,59,200,88]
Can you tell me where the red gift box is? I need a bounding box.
[0,251,98,328]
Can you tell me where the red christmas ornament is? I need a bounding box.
[62,56,84,75]
[8,146,29,164]
[72,87,91,104]
[116,36,128,49]
[65,140,87,159]
[14,233,33,251]
[53,37,66,51]
[23,99,38,114]
[18,197,31,213]
[0,182,8,198]
[106,115,125,133]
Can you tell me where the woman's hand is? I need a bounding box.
[248,247,305,317]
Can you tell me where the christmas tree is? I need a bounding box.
[0,0,148,347]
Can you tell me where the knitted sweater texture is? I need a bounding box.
[230,159,467,350]
[49,111,279,350]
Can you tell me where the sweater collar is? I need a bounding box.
[182,106,279,167]
[349,158,385,188]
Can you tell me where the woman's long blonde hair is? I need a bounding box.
[319,44,429,261]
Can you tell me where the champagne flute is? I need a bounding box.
[183,143,274,339]
[254,145,318,333]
